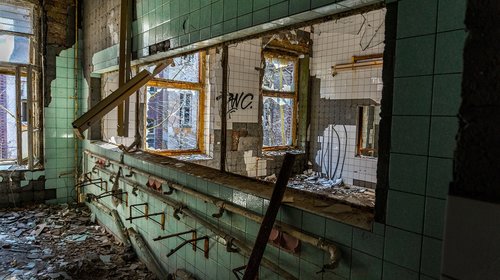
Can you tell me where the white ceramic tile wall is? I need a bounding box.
[310,9,385,185]
[101,71,137,146]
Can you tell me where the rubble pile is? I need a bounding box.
[0,204,155,280]
[264,170,375,207]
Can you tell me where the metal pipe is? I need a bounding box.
[128,228,168,278]
[166,236,208,258]
[84,150,340,269]
[181,208,297,280]
[92,165,295,279]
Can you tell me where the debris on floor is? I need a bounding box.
[263,170,375,208]
[0,204,156,280]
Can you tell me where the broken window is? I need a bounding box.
[262,53,297,148]
[262,56,296,92]
[0,2,41,169]
[144,52,204,153]
[356,105,380,157]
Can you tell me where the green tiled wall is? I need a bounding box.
[44,45,83,203]
[82,0,467,279]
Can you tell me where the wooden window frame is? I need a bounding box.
[261,51,299,151]
[143,52,206,156]
[0,1,42,169]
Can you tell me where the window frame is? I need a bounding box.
[0,1,42,169]
[261,51,299,151]
[143,52,206,156]
[356,105,380,158]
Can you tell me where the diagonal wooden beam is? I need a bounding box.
[243,153,296,280]
[72,63,169,139]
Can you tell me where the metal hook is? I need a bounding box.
[212,206,225,218]
[125,170,134,177]
[163,185,174,195]
[226,238,239,253]
[173,207,183,220]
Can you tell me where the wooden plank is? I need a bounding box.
[27,65,33,169]
[117,0,128,136]
[243,153,296,280]
[72,64,168,139]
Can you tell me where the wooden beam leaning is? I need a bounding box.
[117,0,128,137]
[72,63,168,139]
[243,153,296,280]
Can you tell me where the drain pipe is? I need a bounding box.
[85,150,341,269]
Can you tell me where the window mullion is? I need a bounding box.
[15,66,22,164]
[27,65,33,169]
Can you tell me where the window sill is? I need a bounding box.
[171,153,213,162]
[262,148,305,157]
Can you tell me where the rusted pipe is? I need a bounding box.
[181,208,297,280]
[93,166,295,279]
[84,150,341,268]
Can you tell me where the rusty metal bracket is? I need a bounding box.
[76,178,107,192]
[153,229,195,242]
[86,190,128,206]
[166,235,209,259]
[126,203,165,230]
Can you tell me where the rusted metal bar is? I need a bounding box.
[243,153,297,280]
[153,229,195,241]
[166,236,209,258]
[126,203,165,230]
[220,45,228,172]
[87,190,128,206]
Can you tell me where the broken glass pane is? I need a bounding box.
[145,86,199,151]
[153,53,200,83]
[0,74,18,160]
[357,105,380,157]
[262,97,293,147]
[0,35,30,63]
[262,56,295,92]
[0,4,32,34]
